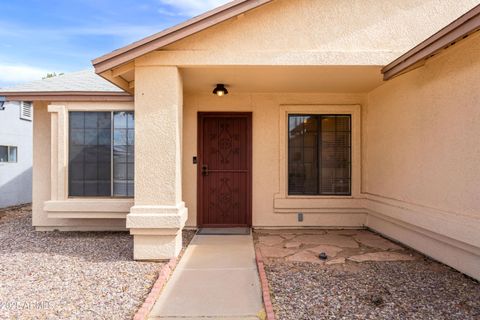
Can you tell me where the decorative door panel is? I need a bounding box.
[198,113,252,227]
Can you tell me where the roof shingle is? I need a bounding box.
[0,69,123,93]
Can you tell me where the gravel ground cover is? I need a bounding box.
[254,230,480,320]
[0,205,195,320]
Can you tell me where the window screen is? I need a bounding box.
[68,111,134,197]
[288,115,351,195]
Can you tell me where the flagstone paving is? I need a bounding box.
[254,229,480,320]
[256,229,415,265]
[353,232,404,250]
[258,235,285,246]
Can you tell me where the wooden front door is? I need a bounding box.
[197,112,252,227]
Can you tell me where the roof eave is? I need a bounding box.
[382,4,480,80]
[92,0,274,74]
[0,91,133,102]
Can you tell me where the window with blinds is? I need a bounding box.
[68,111,134,197]
[113,112,135,197]
[288,115,351,196]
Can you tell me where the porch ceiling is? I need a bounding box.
[181,66,383,94]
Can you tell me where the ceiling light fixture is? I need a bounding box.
[213,84,228,97]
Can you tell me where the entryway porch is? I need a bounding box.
[126,65,381,261]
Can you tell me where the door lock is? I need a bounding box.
[202,164,209,176]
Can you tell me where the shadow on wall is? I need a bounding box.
[0,167,32,209]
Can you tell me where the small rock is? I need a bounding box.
[371,295,384,306]
[307,244,343,258]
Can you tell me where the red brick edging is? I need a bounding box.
[255,247,276,320]
[133,258,178,320]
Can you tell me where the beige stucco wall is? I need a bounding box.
[32,101,134,231]
[183,92,368,228]
[138,0,479,67]
[364,33,480,279]
[366,33,480,217]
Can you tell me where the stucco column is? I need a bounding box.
[126,66,187,260]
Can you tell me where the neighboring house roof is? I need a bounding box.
[382,4,480,80]
[0,70,132,101]
[92,0,273,73]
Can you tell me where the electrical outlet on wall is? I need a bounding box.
[298,212,304,222]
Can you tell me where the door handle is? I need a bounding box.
[202,164,209,176]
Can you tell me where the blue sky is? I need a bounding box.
[0,0,230,87]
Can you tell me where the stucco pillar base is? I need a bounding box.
[127,203,188,260]
[131,233,182,260]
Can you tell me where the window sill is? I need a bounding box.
[44,198,133,219]
[273,197,365,214]
[285,195,354,199]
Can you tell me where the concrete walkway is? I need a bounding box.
[148,234,264,319]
